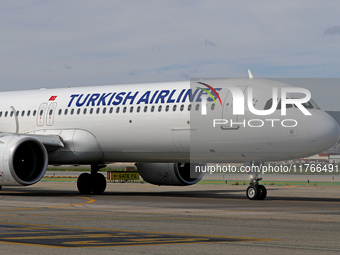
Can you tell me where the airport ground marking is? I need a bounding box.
[0,196,95,212]
[0,222,277,248]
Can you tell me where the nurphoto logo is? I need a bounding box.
[196,82,312,128]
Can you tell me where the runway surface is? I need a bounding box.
[0,181,339,254]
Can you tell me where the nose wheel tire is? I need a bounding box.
[246,185,267,200]
[257,185,267,200]
[246,185,258,200]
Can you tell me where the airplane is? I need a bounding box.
[0,74,338,200]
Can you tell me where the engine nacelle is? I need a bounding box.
[136,163,204,186]
[0,135,48,186]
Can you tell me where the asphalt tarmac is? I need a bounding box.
[0,181,339,255]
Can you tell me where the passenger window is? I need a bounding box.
[96,108,100,114]
[70,109,74,115]
[58,109,62,115]
[5,111,8,117]
[151,106,155,112]
[89,108,93,114]
[0,112,2,117]
[188,104,192,111]
[137,106,141,113]
[109,107,113,113]
[116,107,120,113]
[165,105,169,112]
[123,107,127,113]
[180,105,184,111]
[211,104,215,110]
[173,105,177,111]
[33,110,36,116]
[64,109,68,115]
[144,106,148,112]
[83,108,87,114]
[27,110,31,117]
[130,106,133,113]
[16,111,19,116]
[158,105,162,112]
[77,109,81,115]
[10,111,13,117]
[195,104,200,111]
[103,108,107,114]
[21,111,25,117]
[49,110,53,115]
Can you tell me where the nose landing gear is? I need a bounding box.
[246,184,267,200]
[245,162,267,200]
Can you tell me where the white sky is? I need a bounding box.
[1,1,340,109]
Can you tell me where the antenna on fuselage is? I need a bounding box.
[248,69,253,79]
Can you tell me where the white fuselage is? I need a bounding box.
[0,79,338,165]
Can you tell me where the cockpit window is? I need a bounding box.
[276,98,318,110]
[302,101,314,109]
[264,98,273,110]
[310,99,320,109]
[263,98,293,110]
[276,99,293,110]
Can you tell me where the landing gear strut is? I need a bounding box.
[77,164,107,194]
[245,162,267,200]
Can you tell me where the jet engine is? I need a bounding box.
[0,135,48,186]
[136,163,204,186]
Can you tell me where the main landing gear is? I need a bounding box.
[77,164,107,195]
[245,163,267,200]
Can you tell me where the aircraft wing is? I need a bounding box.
[0,132,64,152]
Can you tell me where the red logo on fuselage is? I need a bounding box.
[49,96,57,101]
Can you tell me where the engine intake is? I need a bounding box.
[0,136,48,186]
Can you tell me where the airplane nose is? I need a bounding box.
[310,112,340,151]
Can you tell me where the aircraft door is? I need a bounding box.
[36,103,48,126]
[221,86,247,129]
[46,102,57,126]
